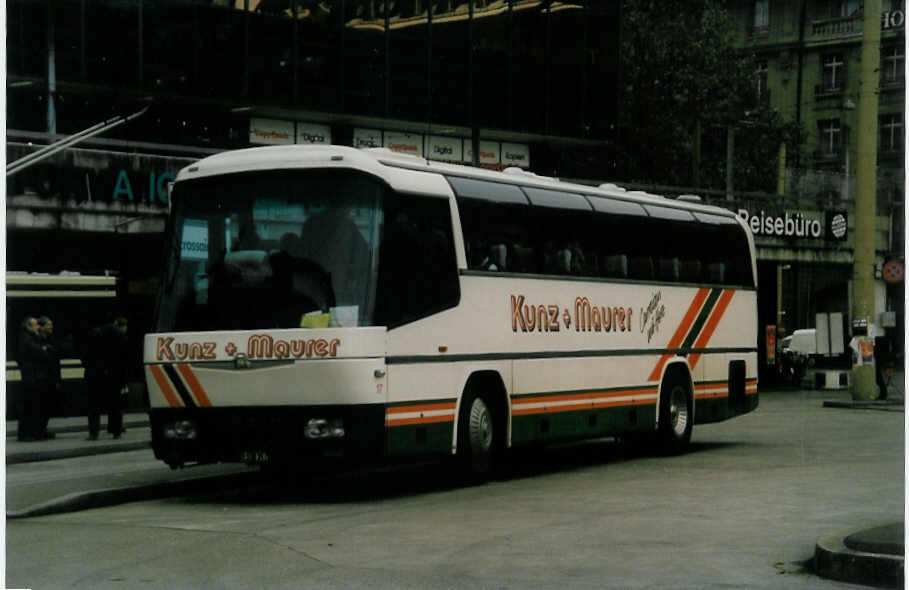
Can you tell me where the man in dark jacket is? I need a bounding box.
[83,317,129,440]
[35,316,61,439]
[16,317,43,441]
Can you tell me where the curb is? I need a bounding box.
[6,470,258,519]
[6,441,152,465]
[6,418,150,440]
[814,524,905,588]
[822,400,905,412]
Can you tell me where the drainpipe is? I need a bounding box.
[794,0,807,169]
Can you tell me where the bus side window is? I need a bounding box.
[708,262,725,284]
[454,188,535,275]
[658,258,680,282]
[483,243,509,271]
[629,256,654,280]
[468,239,488,270]
[680,260,702,282]
[375,193,459,328]
[512,245,535,273]
[603,254,628,279]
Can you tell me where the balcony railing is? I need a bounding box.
[811,16,861,38]
[815,84,844,98]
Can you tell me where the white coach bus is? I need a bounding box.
[145,145,758,474]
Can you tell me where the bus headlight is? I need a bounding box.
[304,418,345,440]
[163,419,198,440]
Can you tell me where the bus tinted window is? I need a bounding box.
[643,204,697,222]
[693,212,737,225]
[587,196,648,217]
[447,176,528,205]
[522,187,591,211]
[457,194,538,274]
[158,170,384,332]
[375,193,459,328]
[454,178,753,288]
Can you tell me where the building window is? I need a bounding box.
[880,114,904,152]
[882,45,905,86]
[821,54,845,91]
[755,60,769,101]
[818,119,842,155]
[753,0,769,33]
[830,0,861,17]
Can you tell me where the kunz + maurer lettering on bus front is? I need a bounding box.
[155,333,341,361]
[511,295,633,333]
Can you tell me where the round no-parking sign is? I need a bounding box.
[882,260,903,284]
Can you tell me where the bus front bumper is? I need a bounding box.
[150,405,386,469]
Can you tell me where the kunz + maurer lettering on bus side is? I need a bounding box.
[511,295,633,333]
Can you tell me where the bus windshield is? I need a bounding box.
[157,170,384,332]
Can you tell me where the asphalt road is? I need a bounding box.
[6,389,904,589]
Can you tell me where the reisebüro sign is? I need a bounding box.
[737,209,848,242]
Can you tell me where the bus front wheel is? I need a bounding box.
[657,374,693,455]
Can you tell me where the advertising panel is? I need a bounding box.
[427,136,463,162]
[296,122,331,145]
[353,128,383,149]
[384,132,424,157]
[463,140,501,166]
[249,118,294,145]
[501,143,531,168]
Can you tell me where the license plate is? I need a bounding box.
[241,450,270,464]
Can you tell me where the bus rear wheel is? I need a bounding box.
[657,374,693,455]
[457,393,497,480]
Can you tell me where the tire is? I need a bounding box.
[457,392,497,480]
[657,373,693,455]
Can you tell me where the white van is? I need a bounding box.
[780,329,816,384]
[781,329,817,357]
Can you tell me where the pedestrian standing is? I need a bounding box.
[16,317,43,441]
[83,317,129,440]
[35,316,61,439]
[875,336,891,401]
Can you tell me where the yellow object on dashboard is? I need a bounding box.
[300,312,331,329]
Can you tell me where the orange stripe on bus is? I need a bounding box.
[386,402,456,415]
[687,289,735,369]
[696,378,757,389]
[512,397,655,416]
[648,288,711,381]
[386,414,455,427]
[176,364,212,407]
[695,392,729,399]
[513,387,658,406]
[150,365,182,408]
